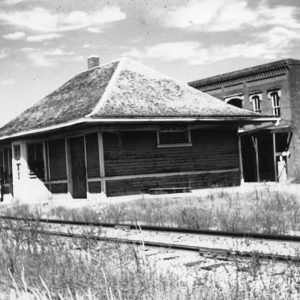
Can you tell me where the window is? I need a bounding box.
[14,145,20,161]
[268,90,281,117]
[249,94,262,113]
[226,98,243,108]
[157,124,191,147]
[224,95,244,108]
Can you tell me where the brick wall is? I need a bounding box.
[199,75,290,119]
[288,65,300,182]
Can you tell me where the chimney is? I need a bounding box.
[87,56,100,69]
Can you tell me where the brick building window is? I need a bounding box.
[250,94,262,113]
[268,90,281,117]
[224,95,244,108]
[157,124,192,147]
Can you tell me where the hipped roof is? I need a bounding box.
[0,58,275,140]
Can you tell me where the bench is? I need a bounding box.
[148,187,192,194]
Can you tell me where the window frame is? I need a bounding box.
[268,90,281,117]
[224,94,244,108]
[249,93,262,113]
[156,125,192,148]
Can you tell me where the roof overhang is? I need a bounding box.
[239,122,291,136]
[0,116,279,142]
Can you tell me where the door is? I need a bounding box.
[69,136,87,198]
[27,143,45,180]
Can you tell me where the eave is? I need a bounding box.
[0,116,279,142]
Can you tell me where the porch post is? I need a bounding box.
[11,141,29,201]
[83,135,89,195]
[65,138,73,196]
[42,142,48,181]
[272,133,277,182]
[98,129,106,195]
[238,135,244,184]
[251,136,260,182]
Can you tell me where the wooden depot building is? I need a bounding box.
[0,57,276,202]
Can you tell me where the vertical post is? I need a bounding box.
[11,141,29,201]
[9,145,13,196]
[83,135,89,195]
[65,138,73,196]
[238,135,244,184]
[272,133,277,182]
[46,142,51,190]
[252,136,260,182]
[98,129,106,195]
[42,142,48,181]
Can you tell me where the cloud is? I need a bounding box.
[125,41,200,61]
[3,0,30,4]
[3,31,25,40]
[154,0,300,32]
[0,6,126,33]
[87,27,103,33]
[0,78,14,85]
[124,26,300,65]
[0,49,10,59]
[23,47,75,66]
[26,33,61,42]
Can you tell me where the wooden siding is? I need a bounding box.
[48,139,67,180]
[85,133,100,178]
[103,129,239,177]
[88,181,101,193]
[50,183,68,193]
[106,171,239,196]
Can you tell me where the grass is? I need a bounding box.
[44,187,300,235]
[1,220,300,299]
[1,186,300,298]
[0,220,182,299]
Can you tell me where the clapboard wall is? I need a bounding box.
[103,128,240,196]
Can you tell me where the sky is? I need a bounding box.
[0,0,300,126]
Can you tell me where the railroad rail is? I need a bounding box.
[1,215,300,242]
[1,215,300,262]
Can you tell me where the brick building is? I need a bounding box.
[189,59,300,183]
[0,57,273,202]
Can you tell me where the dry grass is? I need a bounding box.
[0,220,182,299]
[46,187,300,235]
[1,220,300,299]
[1,186,300,298]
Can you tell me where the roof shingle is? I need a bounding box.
[0,58,271,139]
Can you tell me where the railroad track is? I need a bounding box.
[1,215,300,262]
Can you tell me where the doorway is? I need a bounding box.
[241,131,275,182]
[69,136,87,198]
